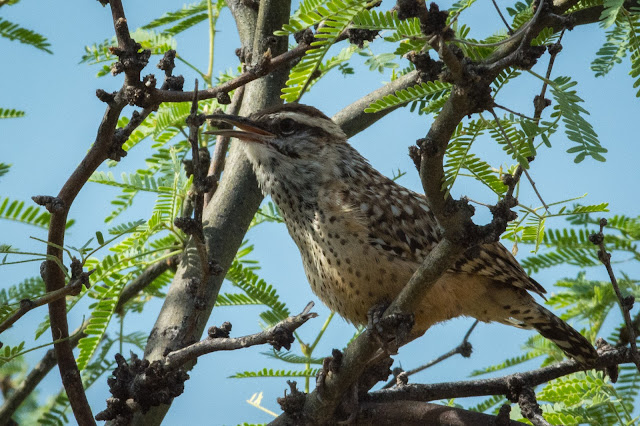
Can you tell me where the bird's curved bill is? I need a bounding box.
[204,114,274,143]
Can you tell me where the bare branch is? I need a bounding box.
[0,272,90,335]
[382,321,478,389]
[488,108,548,211]
[164,302,317,369]
[149,43,309,104]
[205,85,245,204]
[590,219,640,372]
[491,0,513,34]
[332,71,420,138]
[354,400,527,425]
[368,347,637,404]
[0,323,85,426]
[115,255,179,314]
[0,257,176,424]
[517,387,551,426]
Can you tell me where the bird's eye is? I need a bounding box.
[278,118,296,135]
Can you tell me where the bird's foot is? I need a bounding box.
[367,303,414,355]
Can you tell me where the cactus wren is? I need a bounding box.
[208,103,598,365]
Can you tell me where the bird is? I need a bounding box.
[206,103,598,365]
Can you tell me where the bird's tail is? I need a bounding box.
[517,304,598,366]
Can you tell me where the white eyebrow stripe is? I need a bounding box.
[271,111,347,138]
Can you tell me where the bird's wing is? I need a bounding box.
[331,164,442,263]
[450,243,547,296]
[331,161,546,297]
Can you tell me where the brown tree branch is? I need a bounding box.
[517,387,551,426]
[164,302,317,369]
[332,71,420,138]
[205,85,245,205]
[0,257,174,424]
[491,0,513,34]
[148,43,309,104]
[367,347,636,404]
[130,1,293,424]
[382,321,478,389]
[617,310,640,348]
[0,324,85,426]
[115,255,179,314]
[590,219,640,372]
[0,273,89,335]
[354,400,527,426]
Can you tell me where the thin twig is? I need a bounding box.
[150,42,311,104]
[115,255,179,314]
[382,321,478,389]
[590,219,640,372]
[0,257,180,423]
[488,108,549,211]
[187,80,206,231]
[504,30,563,201]
[205,85,245,205]
[616,309,640,348]
[164,302,317,369]
[493,103,536,121]
[368,346,638,404]
[492,0,514,34]
[0,322,86,426]
[0,274,90,335]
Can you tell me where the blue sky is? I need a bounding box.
[1,0,639,424]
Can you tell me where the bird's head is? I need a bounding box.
[206,103,353,201]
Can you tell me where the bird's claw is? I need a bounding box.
[367,303,414,355]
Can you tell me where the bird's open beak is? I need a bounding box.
[204,114,274,143]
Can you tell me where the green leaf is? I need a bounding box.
[468,394,508,413]
[280,0,370,102]
[89,171,172,194]
[0,342,26,368]
[0,163,10,178]
[521,216,546,253]
[0,276,45,306]
[141,1,214,36]
[0,197,74,229]
[627,12,640,97]
[506,1,534,30]
[361,51,398,73]
[351,9,402,30]
[0,17,51,53]
[365,81,452,113]
[224,261,290,326]
[600,0,625,28]
[549,76,606,162]
[469,352,541,376]
[261,349,325,365]
[591,21,631,76]
[230,367,319,378]
[107,219,146,235]
[443,120,508,195]
[141,1,208,30]
[277,0,366,35]
[0,108,25,119]
[382,17,422,43]
[76,274,130,370]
